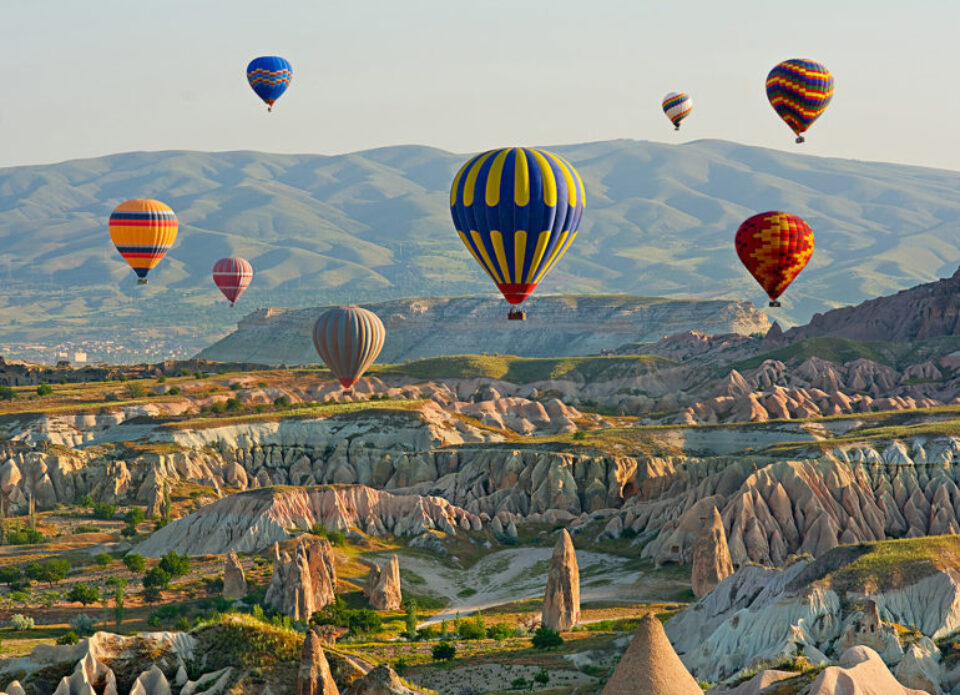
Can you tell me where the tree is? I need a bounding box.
[123,508,146,527]
[143,567,171,591]
[458,620,485,640]
[0,386,16,400]
[486,622,512,641]
[67,583,100,606]
[158,551,190,578]
[511,678,528,691]
[124,382,146,398]
[91,503,117,520]
[27,494,37,532]
[404,599,418,639]
[534,670,550,687]
[431,641,456,662]
[79,495,93,509]
[160,482,172,526]
[40,559,70,585]
[0,566,20,585]
[109,578,127,630]
[531,627,563,650]
[123,553,146,574]
[36,383,53,396]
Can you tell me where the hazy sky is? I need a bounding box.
[2,0,958,170]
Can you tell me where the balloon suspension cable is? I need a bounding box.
[769,300,781,308]
[137,279,148,285]
[795,135,805,144]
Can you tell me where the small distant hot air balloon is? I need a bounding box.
[662,92,693,130]
[450,147,586,320]
[212,257,253,307]
[735,211,814,307]
[766,59,834,143]
[246,56,292,112]
[108,199,178,284]
[313,306,385,393]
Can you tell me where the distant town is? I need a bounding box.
[0,337,198,365]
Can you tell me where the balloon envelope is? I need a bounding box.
[212,257,253,306]
[735,211,814,305]
[313,306,386,389]
[108,199,178,283]
[246,56,292,109]
[766,59,833,142]
[662,92,692,129]
[450,147,585,306]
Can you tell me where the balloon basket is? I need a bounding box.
[768,300,781,308]
[675,125,680,131]
[795,136,805,144]
[230,302,235,308]
[137,279,148,285]
[508,309,527,321]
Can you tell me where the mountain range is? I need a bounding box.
[2,139,960,356]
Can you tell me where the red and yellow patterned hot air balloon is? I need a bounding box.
[108,199,178,284]
[735,211,814,307]
[212,257,253,307]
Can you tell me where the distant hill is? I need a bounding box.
[3,139,960,357]
[196,294,769,365]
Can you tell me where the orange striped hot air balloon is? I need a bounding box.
[108,199,178,284]
[735,211,814,307]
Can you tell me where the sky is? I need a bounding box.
[2,0,958,170]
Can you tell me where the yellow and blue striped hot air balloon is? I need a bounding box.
[108,199,178,284]
[450,147,585,320]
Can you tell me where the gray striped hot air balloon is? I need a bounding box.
[313,306,386,392]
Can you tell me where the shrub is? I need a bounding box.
[156,375,166,383]
[175,617,191,631]
[0,566,21,585]
[144,567,172,590]
[39,559,70,585]
[79,495,93,508]
[57,630,80,645]
[123,553,146,574]
[194,371,204,379]
[168,386,182,395]
[225,398,242,411]
[74,524,99,533]
[91,502,117,520]
[10,614,34,630]
[486,622,513,641]
[417,625,438,641]
[457,621,485,640]
[432,641,456,662]
[9,590,29,604]
[124,508,145,526]
[159,551,190,578]
[229,382,242,391]
[120,525,137,538]
[95,553,112,568]
[273,395,291,408]
[8,527,44,545]
[36,383,53,396]
[69,613,95,636]
[67,583,99,606]
[327,530,347,547]
[309,523,327,538]
[572,430,587,441]
[0,386,15,400]
[534,670,550,686]
[510,677,528,691]
[124,382,146,398]
[531,627,563,650]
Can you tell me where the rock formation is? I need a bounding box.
[363,555,402,611]
[894,637,943,695]
[265,537,336,621]
[128,665,171,695]
[222,550,247,600]
[708,670,794,695]
[341,665,419,695]
[601,612,702,695]
[691,506,734,598]
[541,529,580,631]
[809,646,928,695]
[834,600,903,665]
[297,627,340,695]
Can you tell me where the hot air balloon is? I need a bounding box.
[108,199,178,284]
[212,257,253,307]
[766,59,834,143]
[246,56,292,112]
[450,147,585,320]
[313,306,385,393]
[662,92,692,130]
[735,211,814,307]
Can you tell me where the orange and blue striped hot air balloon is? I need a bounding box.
[247,56,292,112]
[662,92,693,130]
[735,211,814,307]
[766,59,834,143]
[108,199,178,284]
[450,147,585,320]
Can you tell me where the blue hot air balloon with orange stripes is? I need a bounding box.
[450,147,586,320]
[246,56,292,112]
[766,59,834,143]
[108,199,178,284]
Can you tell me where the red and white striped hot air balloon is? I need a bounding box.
[212,257,253,307]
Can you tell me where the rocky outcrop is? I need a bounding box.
[809,646,928,695]
[691,506,733,598]
[833,601,903,665]
[222,551,247,600]
[708,670,794,695]
[541,529,580,632]
[363,555,402,611]
[265,537,336,621]
[894,637,943,695]
[341,665,420,695]
[297,628,339,695]
[601,612,702,695]
[134,486,481,556]
[128,665,171,695]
